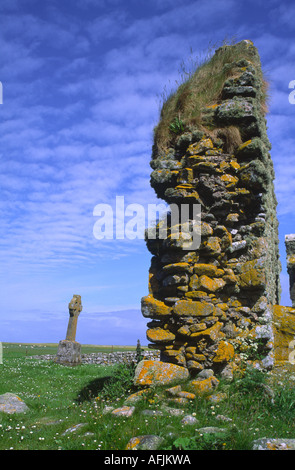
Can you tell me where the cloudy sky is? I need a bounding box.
[1,0,295,345]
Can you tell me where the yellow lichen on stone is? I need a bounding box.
[216,303,229,311]
[162,262,192,274]
[197,275,226,293]
[213,340,235,363]
[287,255,295,267]
[189,376,220,395]
[239,259,266,289]
[200,222,214,236]
[187,138,213,155]
[146,327,175,343]
[141,295,171,318]
[273,305,295,363]
[185,290,209,300]
[125,437,142,450]
[203,237,221,254]
[190,322,224,341]
[220,161,230,171]
[134,360,190,387]
[173,300,215,317]
[230,160,240,171]
[220,174,239,188]
[237,139,252,152]
[193,263,218,276]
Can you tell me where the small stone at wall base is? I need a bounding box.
[134,360,189,387]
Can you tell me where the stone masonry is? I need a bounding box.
[141,40,281,378]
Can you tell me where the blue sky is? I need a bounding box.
[1,0,295,345]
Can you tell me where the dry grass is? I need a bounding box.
[154,40,268,154]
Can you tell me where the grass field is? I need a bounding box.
[1,343,295,450]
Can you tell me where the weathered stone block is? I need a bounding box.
[134,360,189,387]
[141,295,171,319]
[189,376,220,395]
[173,300,215,317]
[239,258,266,289]
[213,340,235,363]
[146,327,175,344]
[273,305,295,363]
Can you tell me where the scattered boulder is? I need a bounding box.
[126,435,165,450]
[181,415,198,426]
[253,438,295,450]
[189,376,220,396]
[111,406,135,417]
[134,360,189,387]
[62,423,87,435]
[0,393,29,414]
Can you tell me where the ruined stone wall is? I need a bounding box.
[141,40,281,377]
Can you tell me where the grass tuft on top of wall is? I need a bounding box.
[154,39,269,154]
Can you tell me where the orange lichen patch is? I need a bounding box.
[187,138,213,155]
[196,275,226,293]
[230,160,240,171]
[220,174,239,188]
[177,167,194,183]
[235,188,251,196]
[190,322,224,341]
[213,340,235,363]
[189,376,220,396]
[147,327,175,343]
[111,406,135,417]
[207,392,228,403]
[200,222,214,236]
[216,302,229,311]
[239,259,266,289]
[125,436,142,450]
[287,255,295,266]
[125,389,149,404]
[226,213,239,223]
[193,161,218,173]
[231,299,242,308]
[177,325,191,336]
[175,183,194,189]
[185,290,209,300]
[203,237,221,254]
[189,323,207,333]
[177,391,196,400]
[265,441,292,450]
[236,139,252,152]
[273,304,295,363]
[134,360,189,386]
[173,300,215,317]
[141,295,171,319]
[187,155,206,166]
[206,103,219,109]
[193,263,218,277]
[165,385,182,396]
[162,262,192,274]
[187,353,206,363]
